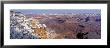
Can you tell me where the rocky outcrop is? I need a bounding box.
[10,11,39,39]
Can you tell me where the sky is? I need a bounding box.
[11,9,101,14]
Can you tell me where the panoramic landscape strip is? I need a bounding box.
[10,9,101,39]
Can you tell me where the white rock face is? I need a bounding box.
[10,11,39,39]
[42,24,47,27]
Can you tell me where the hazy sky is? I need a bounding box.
[11,9,101,14]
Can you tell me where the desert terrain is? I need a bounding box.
[10,10,101,39]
